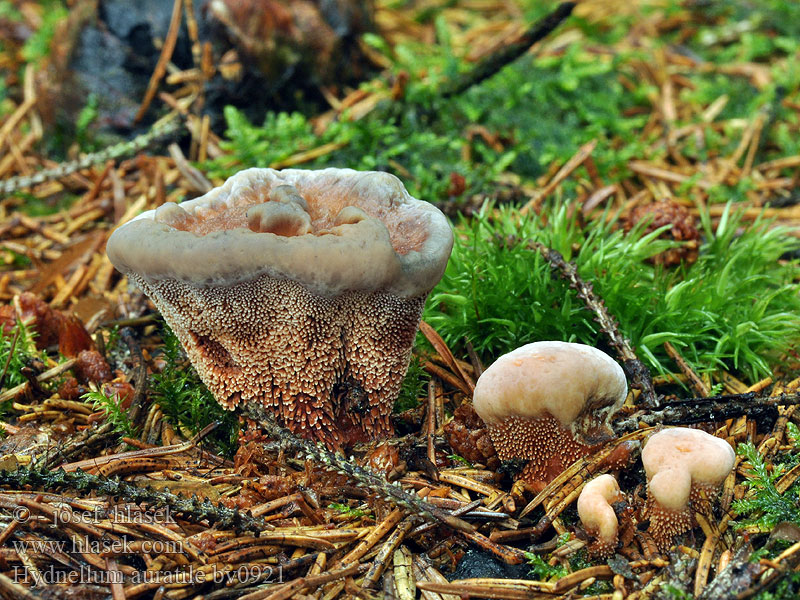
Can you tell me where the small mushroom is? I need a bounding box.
[107,168,453,449]
[641,427,735,549]
[471,341,627,488]
[577,474,623,557]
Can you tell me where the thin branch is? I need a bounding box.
[614,391,800,434]
[0,466,272,534]
[441,3,576,98]
[242,403,475,535]
[0,117,180,195]
[527,240,659,408]
[121,327,148,427]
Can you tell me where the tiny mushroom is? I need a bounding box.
[577,474,623,557]
[641,427,735,549]
[472,341,628,488]
[107,168,453,449]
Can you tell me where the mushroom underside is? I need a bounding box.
[645,482,720,549]
[133,272,425,448]
[487,414,593,487]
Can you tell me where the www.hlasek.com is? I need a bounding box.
[12,537,183,556]
[12,561,284,586]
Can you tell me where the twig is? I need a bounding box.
[0,358,77,403]
[253,563,367,600]
[0,117,181,195]
[465,339,484,379]
[363,518,415,588]
[56,422,216,472]
[241,403,475,534]
[134,0,183,123]
[697,546,760,600]
[526,240,659,407]
[0,572,43,600]
[426,379,438,470]
[613,391,800,433]
[34,422,116,470]
[664,340,710,397]
[440,3,576,98]
[0,466,272,533]
[417,578,554,598]
[100,314,158,330]
[419,321,474,394]
[120,327,148,427]
[0,326,20,390]
[520,139,598,214]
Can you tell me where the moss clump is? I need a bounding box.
[151,324,240,458]
[424,202,800,380]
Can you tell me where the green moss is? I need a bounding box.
[687,0,800,57]
[525,551,568,581]
[0,320,42,391]
[424,203,800,381]
[327,502,371,518]
[394,350,429,413]
[20,1,67,64]
[732,441,800,531]
[1,248,31,269]
[84,388,139,439]
[75,93,100,150]
[0,1,21,19]
[464,44,651,180]
[751,571,800,600]
[15,192,77,217]
[151,323,240,458]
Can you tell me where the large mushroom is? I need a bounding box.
[641,427,735,549]
[472,341,627,488]
[107,168,453,448]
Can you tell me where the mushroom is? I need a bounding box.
[641,427,735,549]
[106,168,453,448]
[577,474,623,557]
[471,341,627,488]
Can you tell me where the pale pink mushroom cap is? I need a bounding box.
[471,341,627,484]
[642,428,735,512]
[577,474,622,547]
[642,427,735,548]
[107,168,452,297]
[106,168,453,448]
[472,342,627,431]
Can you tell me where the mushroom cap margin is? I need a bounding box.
[472,341,628,428]
[106,168,454,298]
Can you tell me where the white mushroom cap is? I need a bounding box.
[642,428,735,512]
[472,341,627,433]
[106,168,453,298]
[577,474,622,545]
